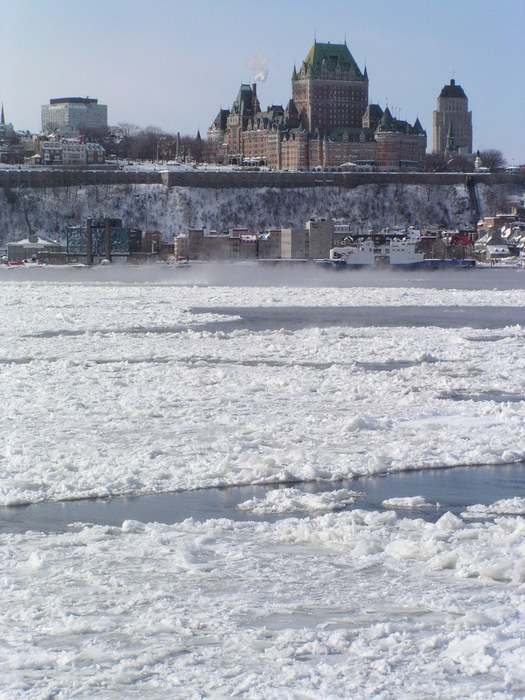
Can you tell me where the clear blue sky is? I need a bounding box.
[1,0,524,163]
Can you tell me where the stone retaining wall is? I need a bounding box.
[1,168,523,190]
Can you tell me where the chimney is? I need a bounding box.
[86,218,93,265]
[104,217,111,262]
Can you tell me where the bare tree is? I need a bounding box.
[479,149,506,172]
[425,153,448,172]
[117,123,141,139]
[446,154,474,173]
[130,126,165,161]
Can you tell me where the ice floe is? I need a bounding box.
[462,497,525,519]
[238,487,361,514]
[382,495,436,509]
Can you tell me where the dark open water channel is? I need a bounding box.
[1,463,523,534]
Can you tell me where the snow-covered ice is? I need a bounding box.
[0,265,524,697]
[462,497,525,519]
[1,509,524,698]
[382,495,436,509]
[238,487,361,514]
[1,268,524,506]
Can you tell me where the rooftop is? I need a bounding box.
[439,79,467,99]
[49,97,99,105]
[297,41,365,80]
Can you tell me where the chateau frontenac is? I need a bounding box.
[208,40,426,171]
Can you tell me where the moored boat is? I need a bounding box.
[325,238,476,269]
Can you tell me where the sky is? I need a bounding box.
[1,0,524,163]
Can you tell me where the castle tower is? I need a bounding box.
[433,79,472,155]
[291,40,368,134]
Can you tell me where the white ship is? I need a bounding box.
[325,238,476,269]
[329,238,425,267]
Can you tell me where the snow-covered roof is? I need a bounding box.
[10,236,59,247]
[486,245,510,255]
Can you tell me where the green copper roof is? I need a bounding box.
[297,41,364,80]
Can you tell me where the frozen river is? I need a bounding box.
[1,264,524,698]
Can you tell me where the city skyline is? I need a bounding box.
[1,0,524,163]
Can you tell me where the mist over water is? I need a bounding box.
[4,261,525,290]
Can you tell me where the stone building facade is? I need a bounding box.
[208,41,426,171]
[433,79,472,155]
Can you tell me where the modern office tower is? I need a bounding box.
[41,97,108,133]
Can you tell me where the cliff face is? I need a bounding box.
[0,181,517,245]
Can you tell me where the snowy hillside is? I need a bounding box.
[0,181,517,244]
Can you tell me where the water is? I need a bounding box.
[1,462,523,534]
[194,305,525,332]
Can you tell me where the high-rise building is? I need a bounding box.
[41,97,108,133]
[433,79,472,155]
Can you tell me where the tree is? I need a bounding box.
[479,149,506,172]
[113,123,141,159]
[117,123,141,140]
[426,152,474,173]
[425,153,448,172]
[130,126,165,161]
[445,154,474,173]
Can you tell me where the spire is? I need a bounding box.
[379,106,393,130]
[445,120,455,152]
[1,103,4,126]
[413,117,424,135]
[292,64,298,81]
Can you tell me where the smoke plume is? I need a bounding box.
[246,56,268,82]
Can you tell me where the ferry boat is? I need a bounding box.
[325,239,475,269]
[329,238,425,267]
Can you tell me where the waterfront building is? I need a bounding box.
[66,218,141,263]
[7,234,61,262]
[41,97,108,133]
[175,217,333,262]
[433,79,472,155]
